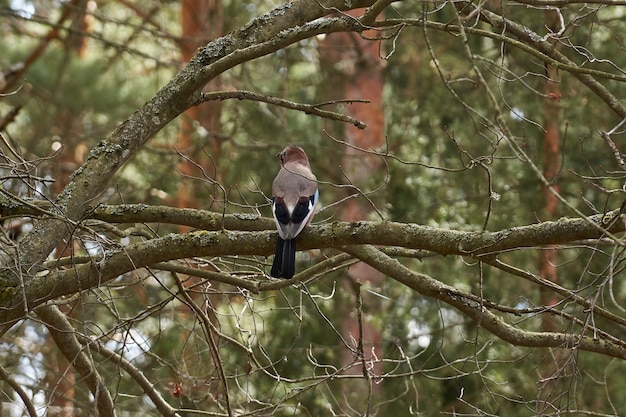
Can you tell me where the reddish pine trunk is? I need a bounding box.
[539,10,562,332]
[174,1,225,403]
[537,9,563,414]
[320,8,385,409]
[177,0,223,211]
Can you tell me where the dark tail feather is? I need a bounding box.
[271,237,296,279]
[282,238,296,279]
[270,238,285,278]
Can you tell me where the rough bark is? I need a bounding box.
[0,203,623,338]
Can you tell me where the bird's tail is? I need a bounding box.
[271,237,296,279]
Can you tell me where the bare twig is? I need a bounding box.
[171,272,232,416]
[343,244,626,359]
[353,281,373,416]
[0,363,38,417]
[600,118,626,171]
[77,334,182,417]
[199,90,367,129]
[35,305,116,417]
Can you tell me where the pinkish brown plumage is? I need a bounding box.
[270,145,318,279]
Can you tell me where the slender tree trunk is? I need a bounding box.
[45,2,92,413]
[174,0,225,402]
[537,8,563,415]
[319,8,385,413]
[66,0,92,57]
[178,0,223,211]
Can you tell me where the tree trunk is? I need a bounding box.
[319,8,385,413]
[537,8,563,414]
[177,0,224,211]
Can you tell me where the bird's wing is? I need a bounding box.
[272,165,318,239]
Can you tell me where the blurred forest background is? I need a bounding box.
[2,0,626,416]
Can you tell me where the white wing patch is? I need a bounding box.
[272,189,318,240]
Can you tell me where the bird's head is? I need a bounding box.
[277,145,310,166]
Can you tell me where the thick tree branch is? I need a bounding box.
[343,245,626,360]
[3,201,622,245]
[35,305,116,417]
[0,209,623,327]
[0,199,271,231]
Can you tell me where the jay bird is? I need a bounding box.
[270,145,318,279]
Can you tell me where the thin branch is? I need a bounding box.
[514,0,626,5]
[375,18,626,84]
[601,129,626,172]
[421,4,626,245]
[199,90,367,129]
[353,281,373,417]
[359,0,394,26]
[0,4,72,94]
[0,363,38,417]
[484,257,626,328]
[342,245,626,360]
[152,261,260,292]
[476,7,626,117]
[76,334,181,417]
[172,272,232,416]
[35,305,116,417]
